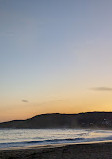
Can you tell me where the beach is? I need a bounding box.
[0,142,112,159]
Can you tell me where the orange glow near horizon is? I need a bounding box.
[0,94,112,122]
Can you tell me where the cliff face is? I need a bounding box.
[0,112,112,129]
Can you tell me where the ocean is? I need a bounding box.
[0,128,112,149]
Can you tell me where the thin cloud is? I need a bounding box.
[22,99,29,103]
[91,87,112,91]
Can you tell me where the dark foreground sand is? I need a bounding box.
[0,142,112,159]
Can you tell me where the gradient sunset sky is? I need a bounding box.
[1,0,112,122]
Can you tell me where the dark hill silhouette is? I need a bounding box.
[0,112,112,129]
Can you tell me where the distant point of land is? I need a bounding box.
[0,112,112,129]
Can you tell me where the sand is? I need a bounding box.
[0,142,112,159]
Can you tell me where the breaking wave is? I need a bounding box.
[0,129,112,148]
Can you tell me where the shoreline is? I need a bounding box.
[0,141,112,159]
[1,139,112,150]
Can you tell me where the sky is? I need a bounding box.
[0,0,112,122]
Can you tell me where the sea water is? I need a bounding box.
[0,128,112,149]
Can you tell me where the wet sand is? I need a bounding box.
[0,142,112,159]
